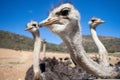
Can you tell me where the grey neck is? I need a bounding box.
[58,22,111,77]
[32,30,40,40]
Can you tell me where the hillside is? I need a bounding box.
[0,30,34,51]
[0,30,120,53]
[0,30,62,52]
[82,35,120,53]
[61,35,120,53]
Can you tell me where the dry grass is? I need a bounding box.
[0,48,119,80]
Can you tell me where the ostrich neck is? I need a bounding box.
[90,27,109,66]
[32,31,40,40]
[90,28,107,53]
[59,23,111,77]
[32,31,41,73]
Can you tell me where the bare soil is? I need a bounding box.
[0,48,119,80]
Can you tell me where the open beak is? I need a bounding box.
[39,17,60,27]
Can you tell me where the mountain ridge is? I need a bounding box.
[0,30,120,53]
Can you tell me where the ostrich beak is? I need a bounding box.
[25,25,30,31]
[39,18,59,27]
[25,28,28,31]
[39,17,60,27]
[25,27,32,31]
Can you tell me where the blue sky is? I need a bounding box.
[0,0,120,44]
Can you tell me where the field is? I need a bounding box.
[0,48,119,80]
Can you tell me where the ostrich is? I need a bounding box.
[88,17,109,67]
[37,3,119,78]
[41,39,47,58]
[26,21,43,80]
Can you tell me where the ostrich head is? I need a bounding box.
[26,21,39,33]
[39,3,80,36]
[88,17,104,29]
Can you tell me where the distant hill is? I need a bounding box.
[0,30,120,53]
[0,30,34,51]
[83,35,120,53]
[60,35,120,53]
[0,30,63,52]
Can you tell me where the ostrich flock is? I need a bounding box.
[25,3,120,80]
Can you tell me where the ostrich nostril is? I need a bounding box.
[48,18,51,21]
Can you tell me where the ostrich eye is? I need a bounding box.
[56,7,70,16]
[91,19,96,22]
[61,9,69,16]
[32,24,36,26]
